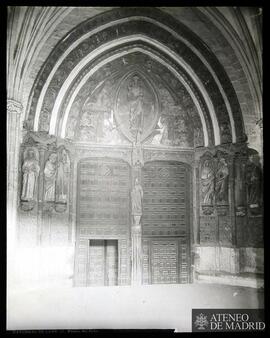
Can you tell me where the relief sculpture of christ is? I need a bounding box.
[115,72,158,143]
[127,75,144,142]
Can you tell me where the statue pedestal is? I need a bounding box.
[131,219,142,286]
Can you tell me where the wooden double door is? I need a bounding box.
[87,239,118,286]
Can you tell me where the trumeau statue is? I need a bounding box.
[131,178,143,217]
[21,147,40,201]
[56,148,70,204]
[200,159,215,205]
[215,158,229,204]
[44,153,58,202]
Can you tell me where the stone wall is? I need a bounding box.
[194,144,263,278]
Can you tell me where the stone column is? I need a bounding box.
[131,142,143,285]
[227,156,236,246]
[36,144,47,245]
[193,160,200,245]
[256,118,263,166]
[70,156,78,244]
[131,218,142,285]
[7,99,23,288]
[235,153,248,216]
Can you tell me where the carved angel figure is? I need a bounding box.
[151,116,169,145]
[100,111,122,144]
[21,148,40,201]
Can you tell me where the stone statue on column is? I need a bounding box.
[21,147,40,201]
[246,155,262,209]
[215,157,229,204]
[56,148,70,204]
[44,152,58,202]
[200,159,215,205]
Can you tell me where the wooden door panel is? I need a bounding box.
[142,161,191,284]
[105,240,118,286]
[75,158,130,286]
[87,239,118,286]
[88,240,105,286]
[151,239,178,284]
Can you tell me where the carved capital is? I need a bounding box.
[7,99,23,115]
[21,200,36,212]
[37,143,48,152]
[55,202,67,213]
[235,206,246,217]
[201,205,214,215]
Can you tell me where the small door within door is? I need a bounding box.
[87,239,118,286]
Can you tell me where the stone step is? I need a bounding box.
[196,273,264,289]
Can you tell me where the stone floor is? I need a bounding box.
[7,283,264,332]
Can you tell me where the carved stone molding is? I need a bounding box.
[23,131,57,147]
[7,99,23,115]
[28,9,244,142]
[144,149,194,165]
[216,204,229,216]
[7,99,23,200]
[74,145,132,165]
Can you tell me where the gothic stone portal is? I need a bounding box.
[74,158,191,286]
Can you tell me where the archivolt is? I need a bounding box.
[29,10,244,145]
